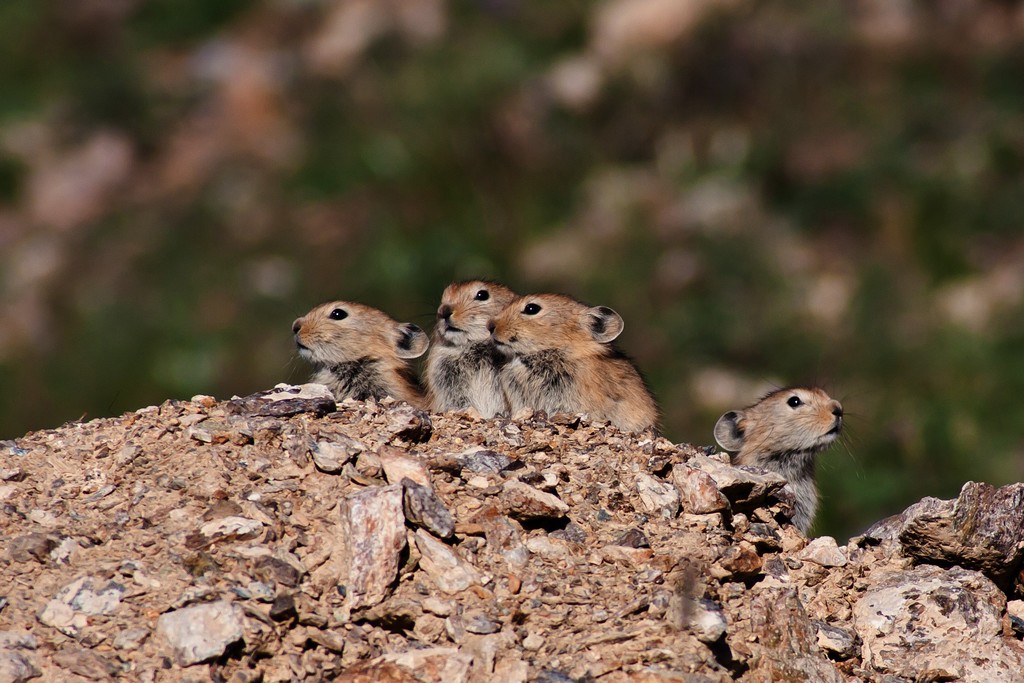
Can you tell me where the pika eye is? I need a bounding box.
[787,395,803,408]
[329,308,348,321]
[523,303,541,315]
[474,289,489,301]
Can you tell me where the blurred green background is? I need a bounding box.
[2,0,1023,540]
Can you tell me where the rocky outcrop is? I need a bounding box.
[1,385,1023,681]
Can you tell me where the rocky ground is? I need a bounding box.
[2,385,1024,682]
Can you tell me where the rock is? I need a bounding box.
[742,589,845,682]
[385,405,432,442]
[614,528,650,548]
[113,627,149,651]
[312,436,364,473]
[896,482,1024,585]
[269,593,297,621]
[380,449,431,487]
[156,601,245,666]
[814,621,857,659]
[227,383,336,418]
[402,478,455,539]
[52,646,117,680]
[414,530,491,594]
[37,600,87,638]
[671,464,729,514]
[715,541,762,578]
[7,533,57,564]
[0,650,39,683]
[797,536,847,567]
[194,516,264,546]
[463,610,501,634]
[687,455,787,507]
[677,597,727,643]
[635,473,680,518]
[460,449,512,474]
[853,565,1022,681]
[500,480,569,521]
[340,484,407,609]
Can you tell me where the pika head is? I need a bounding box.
[713,387,843,461]
[434,280,518,346]
[488,294,625,356]
[292,301,429,368]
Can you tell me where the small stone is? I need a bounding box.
[385,405,432,442]
[1008,600,1024,622]
[501,481,569,521]
[196,516,264,545]
[463,610,501,635]
[461,449,511,475]
[0,632,36,650]
[37,600,88,637]
[379,449,431,487]
[307,629,346,654]
[601,546,653,565]
[549,521,587,544]
[686,455,787,506]
[716,541,762,578]
[614,528,650,549]
[414,530,490,594]
[0,650,39,683]
[340,484,407,609]
[688,598,728,643]
[312,437,363,473]
[402,479,455,539]
[247,581,275,602]
[113,627,149,651]
[814,621,857,659]
[421,597,453,617]
[635,473,680,518]
[7,533,57,564]
[522,631,544,651]
[228,384,336,418]
[156,601,245,666]
[798,536,847,567]
[53,646,117,680]
[672,465,729,514]
[269,594,297,622]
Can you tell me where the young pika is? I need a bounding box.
[424,280,519,417]
[292,301,429,408]
[488,293,659,433]
[713,387,843,533]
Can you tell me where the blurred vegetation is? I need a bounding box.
[2,0,1024,539]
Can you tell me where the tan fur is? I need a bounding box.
[425,280,518,417]
[292,301,429,408]
[714,387,843,533]
[489,293,659,433]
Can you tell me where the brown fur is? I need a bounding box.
[292,301,429,408]
[425,280,518,417]
[713,387,843,533]
[489,293,659,433]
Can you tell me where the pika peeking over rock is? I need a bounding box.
[714,387,843,533]
[488,293,659,433]
[293,301,429,408]
[425,279,518,418]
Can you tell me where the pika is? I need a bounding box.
[292,301,429,408]
[488,293,659,433]
[713,387,843,533]
[424,280,519,417]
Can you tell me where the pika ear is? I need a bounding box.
[395,323,429,359]
[713,411,745,452]
[586,306,624,343]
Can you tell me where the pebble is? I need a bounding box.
[156,601,245,666]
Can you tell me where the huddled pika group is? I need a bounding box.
[292,280,844,533]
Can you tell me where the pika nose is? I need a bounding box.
[832,403,843,419]
[486,319,496,334]
[292,319,302,335]
[437,304,452,320]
